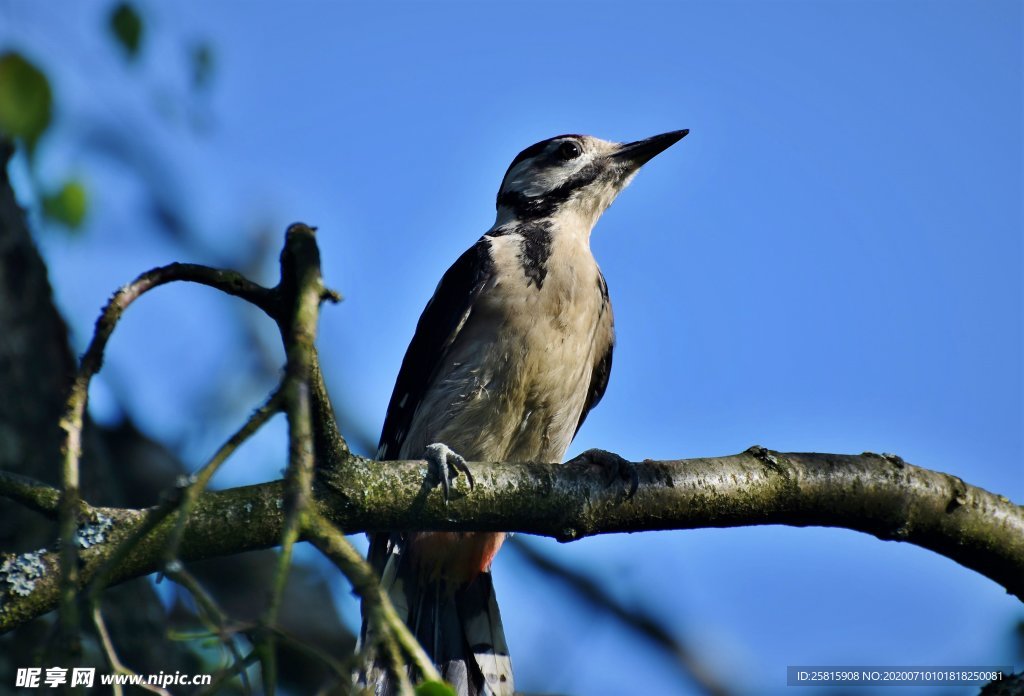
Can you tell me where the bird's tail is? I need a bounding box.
[361,533,514,696]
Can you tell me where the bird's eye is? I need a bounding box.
[557,141,582,160]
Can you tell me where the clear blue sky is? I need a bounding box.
[3,1,1021,694]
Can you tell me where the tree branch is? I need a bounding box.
[260,223,331,695]
[0,470,63,518]
[303,509,441,692]
[2,448,1021,633]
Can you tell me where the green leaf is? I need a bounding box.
[109,3,144,59]
[0,52,52,151]
[42,179,88,229]
[415,681,457,696]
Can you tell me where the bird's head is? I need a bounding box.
[495,130,688,229]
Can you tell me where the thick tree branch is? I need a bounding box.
[2,448,1021,633]
[317,448,1024,600]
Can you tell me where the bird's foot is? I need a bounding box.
[567,448,639,498]
[425,442,475,503]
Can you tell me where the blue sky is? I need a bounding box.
[2,1,1021,694]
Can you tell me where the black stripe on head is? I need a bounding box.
[502,134,583,182]
[496,160,604,219]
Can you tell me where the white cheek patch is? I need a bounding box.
[506,150,599,198]
[514,168,557,197]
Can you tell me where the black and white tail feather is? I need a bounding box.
[362,533,513,695]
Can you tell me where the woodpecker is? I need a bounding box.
[363,129,688,695]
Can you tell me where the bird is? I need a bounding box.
[362,129,688,695]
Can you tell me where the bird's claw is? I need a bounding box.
[425,442,475,503]
[567,448,639,498]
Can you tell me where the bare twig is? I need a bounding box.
[303,509,440,693]
[91,604,172,696]
[54,250,279,659]
[164,389,284,565]
[164,566,253,696]
[196,648,261,696]
[269,625,352,685]
[261,223,335,695]
[44,222,336,674]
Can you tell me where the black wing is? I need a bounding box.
[377,237,494,460]
[573,271,615,437]
[574,341,613,438]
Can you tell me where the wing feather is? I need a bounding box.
[573,270,614,437]
[574,342,613,437]
[377,238,494,460]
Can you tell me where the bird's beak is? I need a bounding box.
[612,129,689,168]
